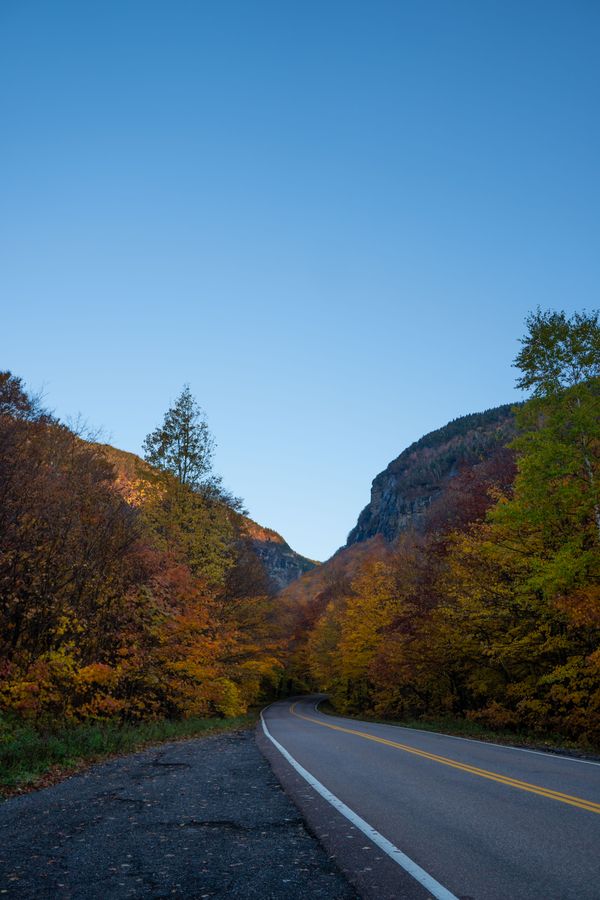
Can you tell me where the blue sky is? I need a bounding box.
[1,1,599,560]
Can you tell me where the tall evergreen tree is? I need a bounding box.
[143,386,215,491]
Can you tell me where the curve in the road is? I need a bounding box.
[261,707,458,900]
[260,696,600,900]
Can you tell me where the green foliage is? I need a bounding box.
[514,308,599,395]
[142,385,245,514]
[0,373,282,738]
[143,385,215,490]
[140,467,235,587]
[0,712,255,793]
[510,306,600,551]
[298,309,600,746]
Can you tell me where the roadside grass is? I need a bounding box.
[318,701,599,758]
[0,712,257,797]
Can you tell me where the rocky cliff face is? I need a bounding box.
[238,518,317,591]
[346,404,516,546]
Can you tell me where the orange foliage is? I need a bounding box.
[0,373,282,727]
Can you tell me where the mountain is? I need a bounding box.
[99,405,516,599]
[346,404,516,546]
[275,535,388,607]
[99,444,317,591]
[238,518,318,591]
[278,403,517,609]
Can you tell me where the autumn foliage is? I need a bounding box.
[2,309,598,748]
[290,310,600,746]
[0,375,282,726]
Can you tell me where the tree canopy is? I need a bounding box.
[291,309,600,745]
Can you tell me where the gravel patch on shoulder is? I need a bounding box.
[0,730,357,898]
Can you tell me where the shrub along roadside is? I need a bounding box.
[0,713,256,797]
[318,700,600,758]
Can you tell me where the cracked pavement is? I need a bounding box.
[0,730,357,898]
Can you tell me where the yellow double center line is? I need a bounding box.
[290,703,600,815]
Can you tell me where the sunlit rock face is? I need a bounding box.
[347,404,516,546]
[98,445,317,592]
[238,518,318,591]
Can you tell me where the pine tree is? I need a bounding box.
[143,386,215,491]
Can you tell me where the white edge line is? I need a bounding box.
[313,699,600,768]
[260,708,458,900]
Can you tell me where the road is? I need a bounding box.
[0,729,356,899]
[259,697,600,900]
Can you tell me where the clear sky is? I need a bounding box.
[1,1,599,560]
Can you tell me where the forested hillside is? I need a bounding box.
[102,443,317,592]
[286,310,600,746]
[280,403,518,617]
[1,308,598,760]
[0,381,288,728]
[347,404,517,544]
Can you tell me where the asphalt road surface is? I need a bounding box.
[0,729,356,899]
[259,697,600,900]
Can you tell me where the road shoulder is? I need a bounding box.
[0,728,356,898]
[256,717,431,900]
